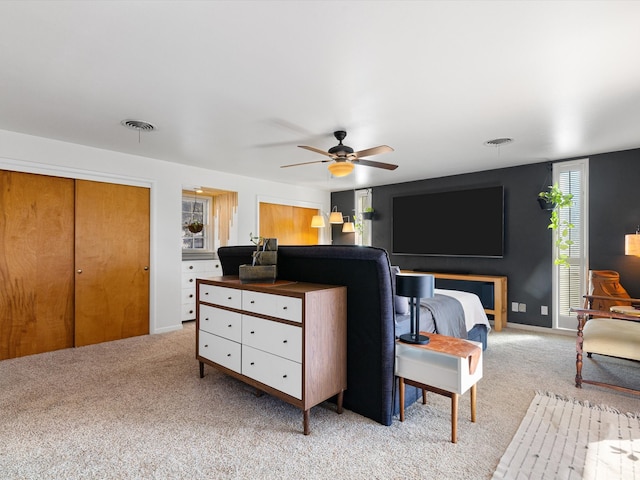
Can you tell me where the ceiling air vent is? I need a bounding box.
[120,119,156,132]
[484,138,513,147]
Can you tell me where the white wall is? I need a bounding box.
[0,129,329,335]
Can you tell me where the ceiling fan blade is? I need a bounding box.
[353,158,398,170]
[280,159,332,168]
[354,145,394,158]
[298,145,335,158]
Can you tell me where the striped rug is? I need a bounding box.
[492,391,639,480]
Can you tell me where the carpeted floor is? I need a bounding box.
[0,322,638,480]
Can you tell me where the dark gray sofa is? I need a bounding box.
[216,245,487,426]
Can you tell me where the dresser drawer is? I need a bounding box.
[200,284,242,309]
[199,304,242,342]
[242,291,302,322]
[242,345,302,399]
[182,260,221,273]
[242,315,301,363]
[182,287,196,303]
[199,330,241,373]
[181,303,197,321]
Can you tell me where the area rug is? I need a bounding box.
[492,391,639,480]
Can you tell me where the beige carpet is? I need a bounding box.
[492,391,640,480]
[1,322,638,480]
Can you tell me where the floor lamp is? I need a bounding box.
[397,273,435,345]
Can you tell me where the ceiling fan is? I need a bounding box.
[280,130,397,177]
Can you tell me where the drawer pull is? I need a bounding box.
[283,306,288,310]
[283,340,288,343]
[282,375,287,378]
[189,310,193,314]
[227,324,232,328]
[227,296,232,300]
[250,362,255,366]
[189,278,194,282]
[189,294,193,298]
[250,300,255,304]
[205,292,209,295]
[250,331,255,334]
[189,265,194,269]
[227,353,231,357]
[204,344,208,348]
[205,317,209,321]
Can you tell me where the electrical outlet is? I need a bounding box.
[541,305,548,315]
[511,302,519,312]
[518,303,527,313]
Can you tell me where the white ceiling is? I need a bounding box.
[1,1,639,191]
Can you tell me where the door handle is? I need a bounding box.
[76,269,82,274]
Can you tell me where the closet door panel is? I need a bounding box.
[0,171,74,359]
[74,180,150,346]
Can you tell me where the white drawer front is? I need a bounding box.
[242,290,278,317]
[200,284,241,309]
[275,296,302,323]
[182,260,219,273]
[199,305,242,342]
[242,345,301,399]
[182,274,198,289]
[242,315,301,363]
[182,288,196,303]
[198,330,241,373]
[181,303,197,321]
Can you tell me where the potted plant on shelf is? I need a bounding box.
[538,183,574,267]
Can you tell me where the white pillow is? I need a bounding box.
[390,266,410,315]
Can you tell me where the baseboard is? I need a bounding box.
[152,324,183,335]
[496,321,576,337]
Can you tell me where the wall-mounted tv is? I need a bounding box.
[392,185,504,258]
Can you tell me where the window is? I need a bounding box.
[553,159,589,330]
[182,195,211,250]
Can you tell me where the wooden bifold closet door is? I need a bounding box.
[74,180,150,347]
[0,171,150,360]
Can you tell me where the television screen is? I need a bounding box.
[392,185,504,258]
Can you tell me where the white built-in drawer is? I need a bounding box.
[200,284,241,309]
[181,303,197,321]
[182,288,196,303]
[182,260,221,273]
[242,345,302,399]
[199,304,242,342]
[242,291,302,322]
[242,315,301,363]
[198,330,241,373]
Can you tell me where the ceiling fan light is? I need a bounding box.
[327,161,354,177]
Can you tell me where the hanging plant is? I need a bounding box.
[538,183,574,267]
[187,221,204,233]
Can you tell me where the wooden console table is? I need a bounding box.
[409,272,508,331]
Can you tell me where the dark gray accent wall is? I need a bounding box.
[331,148,640,328]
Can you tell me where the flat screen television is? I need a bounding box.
[392,185,504,258]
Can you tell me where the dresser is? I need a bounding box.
[181,259,222,321]
[196,276,347,435]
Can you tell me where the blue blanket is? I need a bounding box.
[395,294,467,339]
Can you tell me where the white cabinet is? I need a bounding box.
[181,259,221,321]
[196,277,347,435]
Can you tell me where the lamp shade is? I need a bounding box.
[327,161,354,177]
[625,233,640,256]
[396,273,435,299]
[342,222,355,233]
[329,206,344,224]
[310,215,325,228]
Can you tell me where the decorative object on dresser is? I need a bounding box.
[181,259,222,322]
[239,235,278,283]
[396,273,435,345]
[196,276,347,435]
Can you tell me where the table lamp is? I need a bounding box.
[396,273,435,345]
